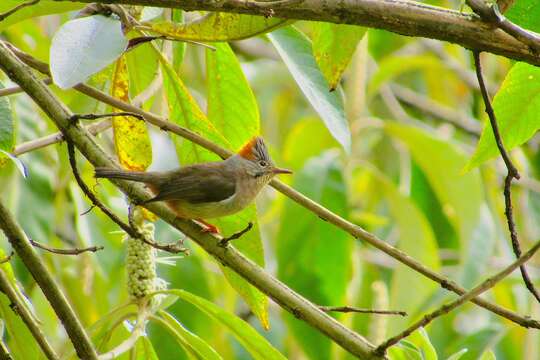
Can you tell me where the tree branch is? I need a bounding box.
[10,44,539,330]
[29,239,104,256]
[319,306,407,317]
[0,269,59,360]
[0,0,40,21]
[375,238,540,355]
[0,203,98,359]
[0,41,379,360]
[53,0,540,66]
[473,50,540,303]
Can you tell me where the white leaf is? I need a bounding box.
[50,15,128,89]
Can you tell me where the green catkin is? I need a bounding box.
[126,223,157,301]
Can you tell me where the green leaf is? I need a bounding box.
[158,290,286,360]
[144,13,289,41]
[479,349,496,360]
[206,42,260,148]
[0,1,84,31]
[312,22,366,90]
[368,55,442,97]
[159,50,268,328]
[506,1,540,32]
[409,328,438,360]
[446,349,468,360]
[268,26,351,153]
[356,166,439,330]
[50,15,128,89]
[0,83,14,155]
[157,311,222,360]
[387,341,423,360]
[466,62,540,170]
[132,336,159,360]
[386,123,483,257]
[277,150,352,359]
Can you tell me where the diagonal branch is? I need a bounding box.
[0,268,59,360]
[375,238,540,355]
[473,50,540,303]
[0,40,379,360]
[52,0,540,67]
[10,44,540,330]
[0,0,40,21]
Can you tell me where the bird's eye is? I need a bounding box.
[258,160,268,167]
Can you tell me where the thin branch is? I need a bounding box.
[71,112,144,122]
[13,119,111,156]
[319,306,407,317]
[0,251,14,264]
[11,45,539,330]
[0,41,379,359]
[0,203,98,359]
[473,50,540,303]
[375,238,540,355]
[0,269,59,360]
[0,338,12,360]
[219,222,253,247]
[51,0,540,67]
[30,239,104,255]
[0,0,40,21]
[0,78,52,97]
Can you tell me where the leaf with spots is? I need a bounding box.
[111,55,152,171]
[142,13,289,41]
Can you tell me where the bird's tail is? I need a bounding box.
[94,167,154,183]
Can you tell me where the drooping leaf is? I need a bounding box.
[206,42,260,148]
[132,336,159,360]
[446,349,468,360]
[312,22,367,90]
[159,290,286,360]
[277,150,352,359]
[110,55,152,171]
[0,150,27,178]
[157,311,222,360]
[144,13,289,41]
[0,84,14,168]
[408,328,438,360]
[268,26,351,153]
[50,15,128,89]
[386,123,483,258]
[0,1,84,31]
[466,62,540,170]
[158,51,268,327]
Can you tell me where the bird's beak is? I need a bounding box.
[271,167,293,175]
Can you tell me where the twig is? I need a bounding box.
[0,338,12,360]
[319,306,407,316]
[13,119,111,156]
[0,42,378,359]
[375,238,540,355]
[0,251,14,264]
[11,47,539,330]
[71,112,144,122]
[127,35,216,51]
[0,0,40,21]
[219,222,253,247]
[0,78,52,97]
[473,50,540,303]
[29,239,103,255]
[0,269,59,360]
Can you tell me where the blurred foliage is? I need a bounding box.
[1,0,540,359]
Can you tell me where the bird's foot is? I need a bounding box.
[196,219,220,234]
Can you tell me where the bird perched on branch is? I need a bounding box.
[95,137,292,233]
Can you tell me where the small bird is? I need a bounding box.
[95,137,292,233]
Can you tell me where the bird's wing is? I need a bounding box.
[146,164,236,204]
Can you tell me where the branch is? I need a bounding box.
[52,0,540,66]
[375,238,540,355]
[0,269,59,360]
[0,203,98,359]
[11,44,540,330]
[0,41,379,359]
[473,50,540,303]
[0,78,52,97]
[30,239,104,255]
[319,306,407,317]
[0,0,39,21]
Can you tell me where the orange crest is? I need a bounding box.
[238,137,259,160]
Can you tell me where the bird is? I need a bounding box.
[94,136,292,233]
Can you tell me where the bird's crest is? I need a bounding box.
[238,137,270,162]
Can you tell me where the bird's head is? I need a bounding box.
[237,137,292,181]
